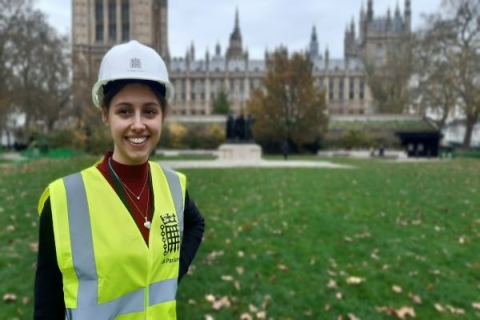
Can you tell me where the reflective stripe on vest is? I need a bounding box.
[161,167,184,238]
[63,166,183,319]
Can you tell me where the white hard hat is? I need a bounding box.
[91,40,174,108]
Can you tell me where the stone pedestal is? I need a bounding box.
[218,143,262,161]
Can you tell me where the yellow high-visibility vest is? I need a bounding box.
[38,162,186,320]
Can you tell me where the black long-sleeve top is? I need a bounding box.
[34,191,204,319]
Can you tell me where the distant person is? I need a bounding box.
[379,144,385,157]
[281,139,290,160]
[34,40,205,319]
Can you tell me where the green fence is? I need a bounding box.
[21,148,85,159]
[453,150,480,159]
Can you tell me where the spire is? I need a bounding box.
[235,7,239,31]
[215,41,221,56]
[405,0,411,30]
[312,25,318,42]
[227,7,243,59]
[405,0,411,16]
[367,0,373,21]
[395,1,401,17]
[387,8,392,30]
[190,41,195,60]
[310,25,319,59]
[351,16,355,36]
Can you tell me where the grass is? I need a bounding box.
[0,156,479,319]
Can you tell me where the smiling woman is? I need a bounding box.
[33,40,205,320]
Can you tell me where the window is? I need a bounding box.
[108,0,116,41]
[359,80,365,100]
[181,79,186,102]
[121,0,130,41]
[95,0,104,42]
[328,79,334,101]
[349,78,355,100]
[338,79,344,102]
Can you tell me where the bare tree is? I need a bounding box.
[414,0,480,147]
[4,0,71,142]
[411,25,458,128]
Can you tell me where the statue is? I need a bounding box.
[226,114,235,142]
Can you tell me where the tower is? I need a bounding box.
[71,0,171,117]
[226,8,243,60]
[367,0,374,21]
[309,26,319,60]
[405,0,411,31]
[152,0,169,59]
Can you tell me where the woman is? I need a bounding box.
[34,40,205,319]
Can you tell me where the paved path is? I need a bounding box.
[156,159,354,169]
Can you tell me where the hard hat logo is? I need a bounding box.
[130,58,142,69]
[91,40,175,109]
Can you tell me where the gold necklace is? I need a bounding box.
[108,157,149,200]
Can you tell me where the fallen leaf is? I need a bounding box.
[237,251,245,257]
[29,242,39,253]
[212,296,230,310]
[188,299,196,305]
[6,225,15,232]
[473,302,480,310]
[248,304,258,313]
[3,293,17,303]
[346,277,364,285]
[256,311,266,319]
[348,313,360,320]
[408,293,422,304]
[234,281,241,290]
[236,266,244,275]
[22,296,30,305]
[336,292,343,300]
[392,285,402,293]
[239,313,252,320]
[205,315,214,320]
[327,279,337,289]
[221,275,233,281]
[396,306,416,319]
[261,295,271,309]
[304,309,313,316]
[205,294,216,303]
[277,264,288,272]
[434,304,445,313]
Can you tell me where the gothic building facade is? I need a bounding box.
[71,0,168,110]
[71,0,412,116]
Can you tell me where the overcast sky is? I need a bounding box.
[35,0,441,59]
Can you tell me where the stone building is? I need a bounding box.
[71,0,412,116]
[71,0,168,110]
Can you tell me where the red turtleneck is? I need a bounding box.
[97,152,151,244]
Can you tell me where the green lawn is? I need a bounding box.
[0,157,479,319]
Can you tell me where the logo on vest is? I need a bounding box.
[160,213,180,258]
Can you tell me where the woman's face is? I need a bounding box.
[102,83,164,165]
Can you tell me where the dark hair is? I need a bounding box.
[102,79,167,114]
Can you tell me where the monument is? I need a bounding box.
[218,114,262,160]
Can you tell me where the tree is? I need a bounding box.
[212,87,231,115]
[411,27,457,128]
[0,0,71,144]
[247,47,328,150]
[363,38,413,114]
[412,0,480,147]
